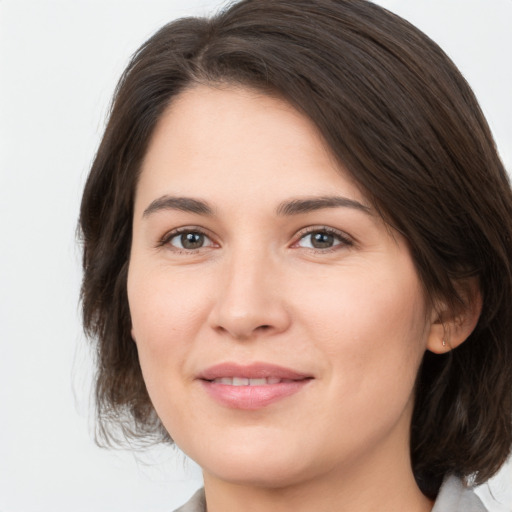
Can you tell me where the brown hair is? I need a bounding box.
[79,0,512,498]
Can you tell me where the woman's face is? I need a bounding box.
[128,85,438,488]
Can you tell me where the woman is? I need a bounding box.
[79,0,512,510]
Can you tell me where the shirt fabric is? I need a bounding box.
[173,475,487,512]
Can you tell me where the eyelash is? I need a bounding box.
[293,226,354,253]
[158,227,216,254]
[158,226,354,254]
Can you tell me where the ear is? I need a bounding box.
[426,277,482,354]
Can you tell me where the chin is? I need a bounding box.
[204,458,312,489]
[181,430,316,488]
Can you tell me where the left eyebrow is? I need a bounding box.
[276,196,371,216]
[142,195,214,218]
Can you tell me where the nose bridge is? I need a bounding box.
[208,242,289,339]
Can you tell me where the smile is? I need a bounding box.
[210,377,295,385]
[198,363,313,409]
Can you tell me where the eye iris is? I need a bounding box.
[181,232,204,249]
[311,232,334,248]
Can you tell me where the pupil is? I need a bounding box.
[312,232,333,248]
[181,232,204,249]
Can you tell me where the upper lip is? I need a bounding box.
[198,362,313,381]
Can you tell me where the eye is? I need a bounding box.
[163,229,215,251]
[296,228,352,250]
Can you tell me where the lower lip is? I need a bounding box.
[200,380,311,409]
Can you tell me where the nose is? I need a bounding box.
[207,250,291,340]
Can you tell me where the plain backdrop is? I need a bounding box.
[0,1,511,511]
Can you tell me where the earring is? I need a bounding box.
[442,338,447,348]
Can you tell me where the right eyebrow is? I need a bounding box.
[276,195,371,216]
[142,195,214,218]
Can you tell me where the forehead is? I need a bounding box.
[136,84,367,211]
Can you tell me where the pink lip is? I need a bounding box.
[198,362,311,381]
[198,362,313,410]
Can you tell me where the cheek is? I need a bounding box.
[129,262,207,340]
[126,268,208,443]
[294,261,429,396]
[298,262,427,342]
[127,265,207,392]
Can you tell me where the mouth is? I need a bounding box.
[198,362,312,381]
[197,362,313,409]
[208,377,298,385]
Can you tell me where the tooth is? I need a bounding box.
[249,378,267,386]
[232,377,249,386]
[211,377,286,385]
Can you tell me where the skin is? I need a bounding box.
[127,84,472,512]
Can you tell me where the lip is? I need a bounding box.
[197,362,313,410]
[198,362,312,381]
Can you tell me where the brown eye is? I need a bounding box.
[297,229,352,250]
[310,232,335,248]
[168,231,212,250]
[181,232,204,249]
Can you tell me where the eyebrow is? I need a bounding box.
[276,196,371,216]
[143,196,214,218]
[142,194,371,219]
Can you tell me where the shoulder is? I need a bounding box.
[432,475,488,512]
[173,488,206,512]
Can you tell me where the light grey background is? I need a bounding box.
[0,1,510,511]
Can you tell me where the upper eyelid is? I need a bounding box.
[159,226,216,247]
[293,225,354,243]
[157,224,354,247]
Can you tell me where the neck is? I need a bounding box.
[202,408,434,512]
[203,464,433,512]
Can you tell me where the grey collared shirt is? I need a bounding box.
[432,475,487,512]
[174,475,487,512]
